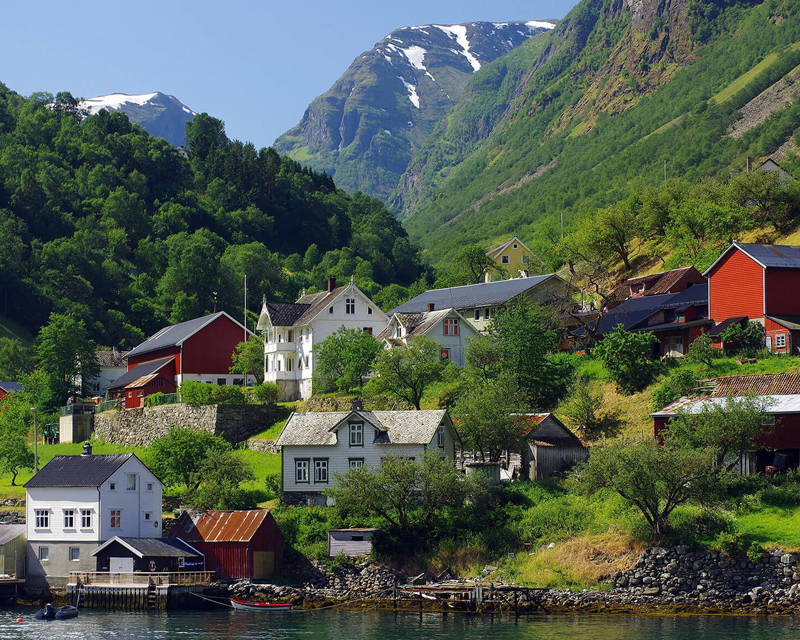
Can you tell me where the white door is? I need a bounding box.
[110,557,134,572]
[766,336,772,352]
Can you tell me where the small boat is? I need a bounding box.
[230,598,293,611]
[35,604,79,620]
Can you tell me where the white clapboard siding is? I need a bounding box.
[328,530,375,557]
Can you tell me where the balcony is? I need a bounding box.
[265,340,296,354]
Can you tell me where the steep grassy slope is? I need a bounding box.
[397,0,800,267]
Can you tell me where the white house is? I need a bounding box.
[276,407,459,505]
[24,444,163,589]
[84,349,127,397]
[257,277,389,401]
[376,306,479,366]
[388,274,576,333]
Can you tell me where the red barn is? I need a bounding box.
[652,373,800,474]
[168,510,284,579]
[108,312,253,408]
[705,243,800,353]
[0,381,22,400]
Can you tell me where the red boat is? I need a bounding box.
[230,599,293,611]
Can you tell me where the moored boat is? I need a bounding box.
[35,604,79,620]
[230,598,293,611]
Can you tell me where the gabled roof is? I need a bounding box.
[520,413,584,447]
[257,284,387,329]
[91,536,202,558]
[167,509,273,543]
[0,381,22,394]
[711,373,800,397]
[707,315,747,337]
[767,315,800,331]
[486,236,537,259]
[623,267,706,296]
[96,349,127,368]
[0,524,25,545]
[375,308,472,342]
[704,243,800,275]
[652,394,800,417]
[261,302,310,327]
[126,312,250,359]
[277,410,451,447]
[107,357,174,391]
[24,453,147,488]
[389,274,567,315]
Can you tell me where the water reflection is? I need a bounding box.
[1,608,799,640]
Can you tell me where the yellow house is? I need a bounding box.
[485,236,538,282]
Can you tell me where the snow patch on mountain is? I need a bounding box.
[401,45,427,71]
[398,76,420,108]
[82,92,163,114]
[526,20,556,30]
[434,24,481,71]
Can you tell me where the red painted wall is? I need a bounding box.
[123,374,177,409]
[655,414,800,449]
[764,317,793,354]
[765,269,800,316]
[708,249,764,321]
[181,315,249,376]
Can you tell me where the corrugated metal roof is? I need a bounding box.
[652,394,800,417]
[389,275,562,315]
[25,454,135,488]
[277,410,448,447]
[108,357,174,391]
[171,510,271,543]
[704,243,800,276]
[0,524,25,545]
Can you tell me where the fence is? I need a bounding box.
[59,404,97,416]
[69,571,214,586]
[95,400,118,414]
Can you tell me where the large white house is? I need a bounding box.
[24,444,163,588]
[257,277,389,401]
[376,306,479,366]
[276,407,459,505]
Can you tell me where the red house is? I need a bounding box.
[606,267,707,310]
[652,373,800,473]
[168,509,284,579]
[0,381,22,400]
[705,243,800,353]
[108,312,253,408]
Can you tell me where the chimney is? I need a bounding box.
[352,398,364,411]
[326,275,336,293]
[427,303,435,312]
[82,442,92,456]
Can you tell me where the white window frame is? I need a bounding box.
[443,318,459,336]
[350,423,364,446]
[501,255,510,265]
[69,547,80,562]
[39,546,49,561]
[345,298,355,315]
[35,510,50,529]
[81,509,92,529]
[295,459,309,483]
[776,334,787,349]
[63,509,75,529]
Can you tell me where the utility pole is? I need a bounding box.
[30,407,38,474]
[561,212,564,240]
[664,159,667,184]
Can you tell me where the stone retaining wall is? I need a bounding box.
[247,439,281,454]
[94,403,278,446]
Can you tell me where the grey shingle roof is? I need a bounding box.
[92,537,201,558]
[25,453,136,488]
[705,243,800,275]
[259,286,350,328]
[0,381,23,393]
[0,524,25,545]
[375,309,454,341]
[265,302,310,326]
[107,357,174,391]
[277,410,448,446]
[126,312,248,359]
[389,275,561,315]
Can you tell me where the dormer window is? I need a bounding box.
[346,298,355,314]
[350,423,363,446]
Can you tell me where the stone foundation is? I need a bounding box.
[247,439,281,454]
[94,403,278,446]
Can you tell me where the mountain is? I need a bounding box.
[395,0,800,266]
[274,20,555,200]
[80,92,196,147]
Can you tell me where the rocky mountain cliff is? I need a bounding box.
[80,92,196,147]
[394,0,800,266]
[274,21,555,199]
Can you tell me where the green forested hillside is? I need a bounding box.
[0,87,424,347]
[396,0,800,267]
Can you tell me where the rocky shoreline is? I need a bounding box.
[206,546,800,615]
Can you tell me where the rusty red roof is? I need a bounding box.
[711,373,800,397]
[170,510,271,543]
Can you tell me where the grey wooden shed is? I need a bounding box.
[0,524,26,577]
[520,414,588,480]
[327,528,378,557]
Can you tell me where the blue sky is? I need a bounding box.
[2,0,580,148]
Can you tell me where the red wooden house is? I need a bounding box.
[0,381,22,400]
[168,509,284,579]
[652,373,800,474]
[606,266,707,310]
[108,312,253,408]
[705,243,800,353]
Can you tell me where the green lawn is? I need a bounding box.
[0,315,35,345]
[737,507,800,550]
[249,402,298,441]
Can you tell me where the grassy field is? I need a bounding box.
[0,315,35,345]
[249,402,298,441]
[710,51,781,103]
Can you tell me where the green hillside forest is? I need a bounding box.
[395,0,800,267]
[0,87,424,347]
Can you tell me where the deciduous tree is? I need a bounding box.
[593,325,658,394]
[313,326,383,393]
[230,336,266,384]
[146,428,230,488]
[372,337,445,409]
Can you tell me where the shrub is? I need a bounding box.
[652,368,698,410]
[747,541,764,564]
[253,382,279,404]
[180,381,213,406]
[144,392,165,407]
[264,472,282,500]
[211,384,247,405]
[714,531,747,558]
[720,321,766,358]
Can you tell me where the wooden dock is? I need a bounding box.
[394,581,549,615]
[67,571,213,610]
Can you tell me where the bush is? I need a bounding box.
[211,385,247,405]
[714,530,747,558]
[593,325,659,394]
[652,368,697,410]
[253,382,279,404]
[144,392,165,407]
[180,381,213,406]
[264,472,282,500]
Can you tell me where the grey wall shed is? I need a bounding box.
[328,529,377,557]
[0,525,26,577]
[520,414,588,480]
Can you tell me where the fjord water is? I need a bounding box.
[4,610,800,640]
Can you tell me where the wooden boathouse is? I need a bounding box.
[67,570,213,610]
